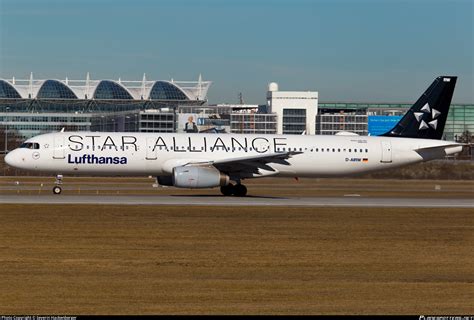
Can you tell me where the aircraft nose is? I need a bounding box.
[4,150,18,168]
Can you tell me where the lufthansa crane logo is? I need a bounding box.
[414,103,441,131]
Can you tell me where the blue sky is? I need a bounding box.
[0,0,472,103]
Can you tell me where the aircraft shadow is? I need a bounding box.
[171,194,288,200]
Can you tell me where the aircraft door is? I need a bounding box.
[53,136,65,159]
[146,137,157,160]
[380,140,392,163]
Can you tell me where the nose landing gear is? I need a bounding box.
[53,185,62,194]
[53,174,63,194]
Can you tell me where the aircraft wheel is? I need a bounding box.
[233,184,247,197]
[53,186,62,195]
[220,184,234,196]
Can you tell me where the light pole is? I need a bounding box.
[4,107,10,154]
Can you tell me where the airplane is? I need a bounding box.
[4,76,464,197]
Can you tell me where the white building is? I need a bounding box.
[266,82,318,135]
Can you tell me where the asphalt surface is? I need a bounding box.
[1,194,473,207]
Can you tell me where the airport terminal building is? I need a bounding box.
[1,75,473,152]
[0,74,211,149]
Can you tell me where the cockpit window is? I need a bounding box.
[20,142,40,149]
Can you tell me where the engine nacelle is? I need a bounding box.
[173,166,229,189]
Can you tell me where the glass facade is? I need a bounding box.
[230,113,277,134]
[36,80,78,99]
[0,77,208,151]
[0,112,91,145]
[149,81,189,100]
[139,113,175,132]
[445,104,474,141]
[316,113,368,135]
[0,80,22,98]
[315,107,368,135]
[93,80,133,100]
[320,102,474,140]
[282,108,306,134]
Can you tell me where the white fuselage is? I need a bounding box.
[5,132,463,179]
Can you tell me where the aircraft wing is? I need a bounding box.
[181,151,302,177]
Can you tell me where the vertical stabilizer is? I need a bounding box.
[381,76,457,140]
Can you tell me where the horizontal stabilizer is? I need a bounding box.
[414,143,465,152]
[415,143,464,160]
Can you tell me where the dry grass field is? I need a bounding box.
[0,204,472,314]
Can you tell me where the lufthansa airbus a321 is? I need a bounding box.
[5,76,464,196]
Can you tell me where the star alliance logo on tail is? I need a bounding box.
[415,103,441,131]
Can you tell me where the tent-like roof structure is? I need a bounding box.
[0,73,211,101]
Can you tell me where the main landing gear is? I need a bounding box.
[220,183,247,197]
[53,174,63,195]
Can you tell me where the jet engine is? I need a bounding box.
[172,166,229,188]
